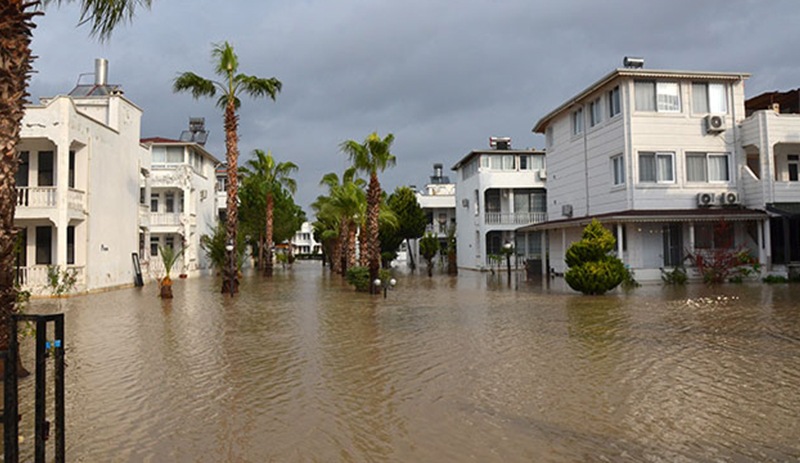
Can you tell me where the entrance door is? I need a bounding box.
[662,224,683,267]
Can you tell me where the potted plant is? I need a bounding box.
[158,245,185,299]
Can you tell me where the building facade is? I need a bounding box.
[452,138,547,270]
[15,59,148,294]
[139,120,221,279]
[523,60,781,281]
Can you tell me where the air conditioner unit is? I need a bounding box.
[696,192,715,207]
[538,169,547,181]
[720,191,739,205]
[461,198,469,208]
[705,114,725,133]
[561,204,573,217]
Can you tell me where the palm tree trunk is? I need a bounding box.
[339,219,349,275]
[222,100,239,294]
[330,234,342,274]
[258,232,265,270]
[347,221,357,270]
[358,224,368,267]
[366,173,381,293]
[265,191,274,277]
[0,1,37,362]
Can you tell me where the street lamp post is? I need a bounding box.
[373,277,397,299]
[503,241,514,281]
[225,240,235,297]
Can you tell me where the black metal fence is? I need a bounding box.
[1,313,65,463]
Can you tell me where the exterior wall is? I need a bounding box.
[454,150,546,270]
[291,222,321,255]
[17,94,146,294]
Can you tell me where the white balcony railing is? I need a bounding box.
[16,187,56,207]
[16,265,86,294]
[484,211,547,225]
[15,187,85,214]
[150,212,183,226]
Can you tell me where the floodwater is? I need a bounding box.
[12,262,800,462]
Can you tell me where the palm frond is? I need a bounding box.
[173,72,217,99]
[237,75,283,101]
[45,0,152,40]
[212,41,239,79]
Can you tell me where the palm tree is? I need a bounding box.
[240,149,297,276]
[174,42,281,294]
[313,169,366,275]
[340,132,396,294]
[0,0,151,364]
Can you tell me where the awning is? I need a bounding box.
[517,208,768,232]
[766,203,800,219]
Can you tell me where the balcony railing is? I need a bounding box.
[484,211,547,225]
[150,212,183,226]
[16,187,56,207]
[15,187,86,213]
[16,265,86,294]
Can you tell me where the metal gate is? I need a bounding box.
[1,313,66,463]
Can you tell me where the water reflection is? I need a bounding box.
[9,264,800,461]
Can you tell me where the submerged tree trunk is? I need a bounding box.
[265,192,274,277]
[366,173,381,293]
[0,1,37,369]
[222,101,239,294]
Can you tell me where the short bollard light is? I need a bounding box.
[373,277,397,298]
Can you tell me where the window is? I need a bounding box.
[485,190,501,213]
[165,235,175,251]
[165,192,175,213]
[608,86,621,118]
[69,150,76,188]
[635,81,680,112]
[788,154,799,182]
[16,151,29,187]
[519,155,544,171]
[695,222,734,249]
[150,194,159,213]
[611,155,625,186]
[35,226,52,265]
[37,151,54,186]
[152,146,184,164]
[572,108,584,135]
[514,189,546,213]
[589,98,602,127]
[150,237,159,257]
[638,152,674,183]
[545,127,554,148]
[686,152,730,182]
[67,226,75,265]
[692,82,727,114]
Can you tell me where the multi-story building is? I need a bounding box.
[15,58,149,294]
[140,118,221,279]
[452,137,547,270]
[291,221,321,256]
[741,88,800,274]
[522,58,780,281]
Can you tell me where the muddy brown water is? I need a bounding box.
[12,262,800,461]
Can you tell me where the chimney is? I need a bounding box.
[490,137,511,150]
[95,58,108,86]
[433,163,443,179]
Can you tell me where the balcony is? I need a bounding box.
[16,187,85,217]
[150,212,183,226]
[484,211,547,225]
[16,265,86,295]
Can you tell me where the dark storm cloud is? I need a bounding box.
[27,0,800,210]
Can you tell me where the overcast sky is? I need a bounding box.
[28,0,800,211]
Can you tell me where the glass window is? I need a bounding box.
[502,155,514,170]
[695,222,734,249]
[545,127,554,148]
[150,237,159,257]
[639,152,674,183]
[686,152,730,182]
[608,86,621,117]
[589,97,602,127]
[489,155,502,170]
[166,146,184,163]
[16,151,29,187]
[520,154,544,171]
[692,82,727,114]
[611,155,625,185]
[151,194,159,213]
[572,108,583,135]
[37,151,54,186]
[165,192,175,213]
[636,81,680,112]
[152,147,166,163]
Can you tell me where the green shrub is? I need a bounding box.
[564,220,627,295]
[345,266,371,292]
[763,275,788,284]
[661,266,688,285]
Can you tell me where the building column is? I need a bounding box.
[757,218,766,273]
[764,219,772,270]
[616,223,624,262]
[688,223,696,255]
[541,230,548,275]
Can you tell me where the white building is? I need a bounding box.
[291,221,321,256]
[139,118,221,279]
[741,88,800,275]
[404,163,457,267]
[452,138,547,270]
[522,59,777,281]
[15,59,148,294]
